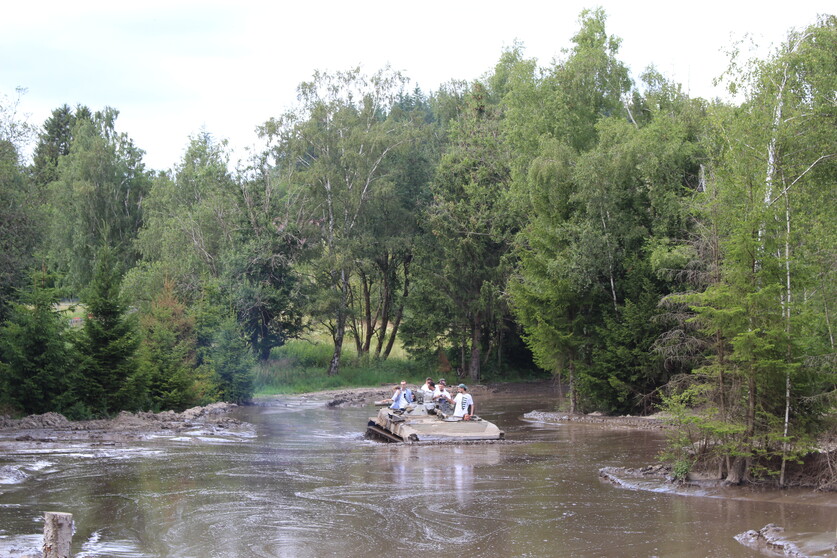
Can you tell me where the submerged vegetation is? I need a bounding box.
[1,9,834,486]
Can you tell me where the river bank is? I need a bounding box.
[0,402,252,451]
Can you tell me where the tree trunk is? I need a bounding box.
[361,270,375,354]
[728,368,758,484]
[568,358,578,414]
[779,194,793,487]
[374,266,392,358]
[468,314,481,381]
[381,255,410,360]
[327,268,349,376]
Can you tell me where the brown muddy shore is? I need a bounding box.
[0,402,252,447]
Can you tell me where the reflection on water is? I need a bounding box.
[1,388,835,557]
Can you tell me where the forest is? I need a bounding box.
[0,10,834,485]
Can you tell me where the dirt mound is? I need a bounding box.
[0,402,245,443]
[522,410,669,430]
[0,412,70,429]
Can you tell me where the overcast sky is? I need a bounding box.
[2,1,833,170]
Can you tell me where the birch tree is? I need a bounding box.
[663,15,837,485]
[260,68,413,375]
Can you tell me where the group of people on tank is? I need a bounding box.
[388,377,474,420]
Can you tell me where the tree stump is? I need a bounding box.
[43,512,73,558]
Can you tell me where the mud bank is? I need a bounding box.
[0,402,252,447]
[522,409,669,430]
[600,467,837,557]
[735,524,837,558]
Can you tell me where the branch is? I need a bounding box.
[767,153,836,207]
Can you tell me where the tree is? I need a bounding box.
[205,316,255,404]
[224,234,305,361]
[506,10,634,410]
[259,67,414,375]
[32,104,92,191]
[0,272,79,416]
[77,246,142,415]
[0,89,41,322]
[130,132,238,304]
[409,81,515,382]
[46,108,150,290]
[345,89,436,360]
[660,16,837,484]
[136,279,201,411]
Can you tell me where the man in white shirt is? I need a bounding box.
[432,380,450,402]
[420,377,433,393]
[451,384,474,420]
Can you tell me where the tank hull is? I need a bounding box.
[366,405,504,443]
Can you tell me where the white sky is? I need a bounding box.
[2,0,833,171]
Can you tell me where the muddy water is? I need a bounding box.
[1,390,835,557]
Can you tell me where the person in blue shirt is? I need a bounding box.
[389,384,409,410]
[399,380,414,404]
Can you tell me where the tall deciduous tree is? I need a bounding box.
[0,90,41,322]
[506,10,634,410]
[46,108,150,290]
[346,89,436,360]
[130,132,238,303]
[408,81,515,382]
[260,67,413,375]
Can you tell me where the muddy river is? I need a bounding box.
[1,388,835,557]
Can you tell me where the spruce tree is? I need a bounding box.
[0,272,79,416]
[137,280,200,411]
[78,246,142,415]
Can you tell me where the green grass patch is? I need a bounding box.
[56,302,86,320]
[254,339,425,394]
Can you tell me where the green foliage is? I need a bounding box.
[261,67,418,375]
[45,108,151,291]
[32,104,92,190]
[224,235,304,361]
[77,246,141,415]
[656,15,837,483]
[0,272,80,416]
[0,90,41,323]
[205,316,255,404]
[405,78,520,381]
[137,280,199,411]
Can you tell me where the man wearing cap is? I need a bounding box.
[452,384,474,420]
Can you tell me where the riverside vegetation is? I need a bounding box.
[0,9,834,488]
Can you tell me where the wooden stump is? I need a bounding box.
[43,512,73,558]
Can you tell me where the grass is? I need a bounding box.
[253,337,427,395]
[56,301,86,320]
